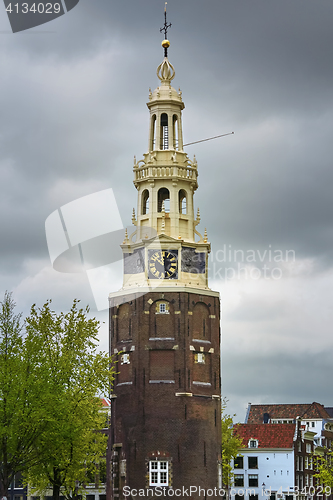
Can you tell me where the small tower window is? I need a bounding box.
[142,189,149,215]
[158,188,170,212]
[160,113,168,150]
[179,189,187,214]
[173,114,179,150]
[121,353,130,365]
[156,301,169,314]
[195,352,205,364]
[151,114,156,151]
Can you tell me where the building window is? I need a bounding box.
[156,301,169,314]
[248,457,258,469]
[142,189,149,215]
[249,439,258,448]
[234,475,244,487]
[306,443,312,453]
[160,113,169,150]
[149,460,168,486]
[14,473,23,489]
[305,457,308,469]
[312,422,315,427]
[158,187,170,212]
[248,475,258,487]
[179,189,187,214]
[234,456,244,469]
[121,353,130,364]
[195,352,205,364]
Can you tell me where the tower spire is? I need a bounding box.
[160,2,171,57]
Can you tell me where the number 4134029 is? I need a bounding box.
[6,3,61,14]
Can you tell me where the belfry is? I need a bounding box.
[108,15,221,498]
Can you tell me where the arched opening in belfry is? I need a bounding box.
[151,114,156,151]
[179,189,187,214]
[173,115,179,150]
[158,188,170,212]
[160,113,168,150]
[142,189,149,215]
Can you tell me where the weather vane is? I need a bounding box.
[160,2,171,57]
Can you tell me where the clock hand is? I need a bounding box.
[156,256,164,266]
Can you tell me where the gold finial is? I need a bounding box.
[204,228,208,243]
[162,39,170,49]
[123,228,129,244]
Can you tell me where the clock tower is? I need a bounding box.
[108,27,221,499]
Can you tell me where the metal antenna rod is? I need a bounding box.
[160,3,171,57]
[183,131,234,147]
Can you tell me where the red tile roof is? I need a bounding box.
[246,402,330,423]
[234,423,296,449]
[100,397,111,407]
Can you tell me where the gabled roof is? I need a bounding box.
[246,402,330,423]
[100,397,111,407]
[234,423,296,449]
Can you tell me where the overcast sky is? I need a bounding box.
[1,0,333,421]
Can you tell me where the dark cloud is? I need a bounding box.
[223,351,333,421]
[0,0,333,416]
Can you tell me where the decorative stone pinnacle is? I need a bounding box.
[123,228,129,244]
[204,228,208,243]
[132,208,136,225]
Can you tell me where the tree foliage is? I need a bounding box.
[0,292,44,497]
[0,293,114,500]
[24,300,114,500]
[221,399,243,487]
[314,450,333,489]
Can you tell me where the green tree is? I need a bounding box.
[0,292,45,498]
[24,300,114,500]
[221,399,243,489]
[314,450,333,490]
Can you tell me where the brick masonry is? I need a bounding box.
[108,290,221,498]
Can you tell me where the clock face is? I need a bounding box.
[148,250,178,279]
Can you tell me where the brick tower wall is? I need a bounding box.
[109,290,221,496]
